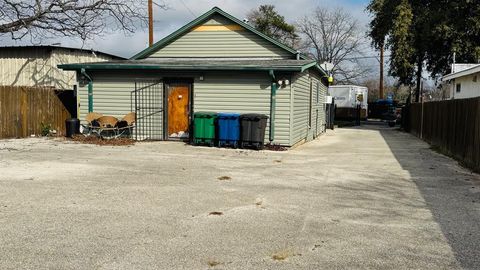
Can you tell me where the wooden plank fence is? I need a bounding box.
[0,86,71,138]
[409,97,480,172]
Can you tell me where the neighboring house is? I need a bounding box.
[0,45,123,90]
[59,7,329,147]
[442,63,480,99]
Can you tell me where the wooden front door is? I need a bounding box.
[167,84,190,139]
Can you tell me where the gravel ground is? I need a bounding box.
[0,123,479,269]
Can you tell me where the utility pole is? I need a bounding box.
[148,0,153,46]
[379,43,385,100]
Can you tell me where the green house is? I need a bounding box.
[59,7,328,147]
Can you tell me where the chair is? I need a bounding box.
[123,112,136,125]
[80,112,136,140]
[96,116,119,128]
[85,112,103,124]
[96,116,119,139]
[80,112,104,136]
[117,112,136,138]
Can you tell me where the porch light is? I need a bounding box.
[277,79,290,86]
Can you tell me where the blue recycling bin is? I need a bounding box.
[217,112,240,148]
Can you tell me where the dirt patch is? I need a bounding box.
[70,135,135,146]
[272,250,302,261]
[271,250,300,261]
[217,176,232,181]
[207,259,222,267]
[255,198,265,208]
[265,144,288,151]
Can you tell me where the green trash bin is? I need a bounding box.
[193,112,217,146]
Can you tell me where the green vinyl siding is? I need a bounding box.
[315,75,328,137]
[77,71,164,140]
[77,70,292,145]
[148,15,292,59]
[290,72,327,146]
[194,72,291,145]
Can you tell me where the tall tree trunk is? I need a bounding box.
[415,56,423,102]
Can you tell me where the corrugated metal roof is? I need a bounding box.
[58,58,319,72]
[0,45,124,60]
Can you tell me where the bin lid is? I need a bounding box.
[217,112,240,118]
[194,111,217,117]
[240,113,269,120]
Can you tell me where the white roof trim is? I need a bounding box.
[329,85,368,89]
[442,64,480,81]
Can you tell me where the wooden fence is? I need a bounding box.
[409,97,480,171]
[0,86,71,138]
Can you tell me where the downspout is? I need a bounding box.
[269,70,277,143]
[81,68,93,113]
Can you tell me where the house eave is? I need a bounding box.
[442,65,480,82]
[58,63,308,72]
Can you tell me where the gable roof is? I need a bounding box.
[131,7,301,60]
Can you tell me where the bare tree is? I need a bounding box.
[0,0,167,41]
[298,7,370,84]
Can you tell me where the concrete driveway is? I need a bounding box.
[0,124,479,269]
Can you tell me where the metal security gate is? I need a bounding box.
[131,80,164,140]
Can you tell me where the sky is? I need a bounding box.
[0,0,372,59]
[1,0,387,83]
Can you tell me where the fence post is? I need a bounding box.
[420,99,424,139]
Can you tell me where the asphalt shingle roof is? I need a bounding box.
[58,58,319,72]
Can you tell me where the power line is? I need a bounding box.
[152,1,165,8]
[178,0,196,18]
[343,55,392,60]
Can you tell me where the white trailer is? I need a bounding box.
[328,85,369,119]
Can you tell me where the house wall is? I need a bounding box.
[77,71,164,140]
[78,70,293,145]
[0,47,114,89]
[194,72,292,145]
[147,15,292,59]
[449,72,480,99]
[290,71,327,146]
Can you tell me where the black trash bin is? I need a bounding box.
[239,114,268,150]
[65,118,80,137]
